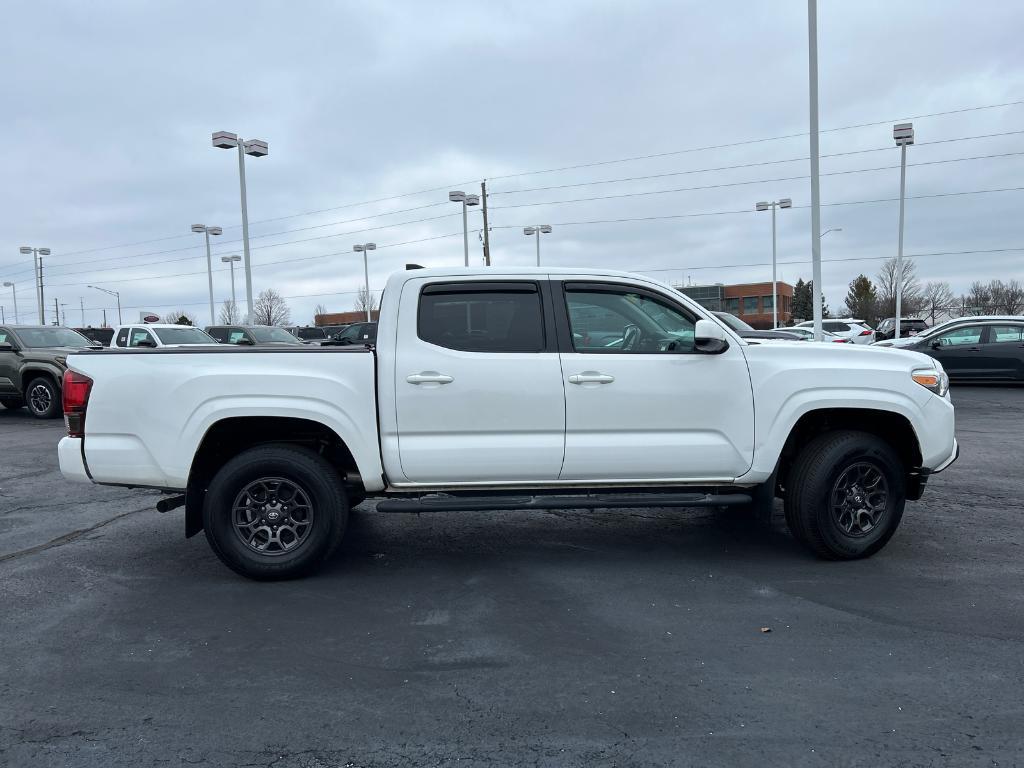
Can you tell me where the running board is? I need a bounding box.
[374,492,751,514]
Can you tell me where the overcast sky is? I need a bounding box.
[1,0,1022,327]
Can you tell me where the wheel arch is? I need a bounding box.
[185,416,365,538]
[774,407,924,500]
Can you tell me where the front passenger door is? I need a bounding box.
[0,328,20,396]
[558,282,754,481]
[925,325,984,379]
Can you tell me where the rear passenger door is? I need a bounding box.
[981,324,1024,379]
[393,279,565,484]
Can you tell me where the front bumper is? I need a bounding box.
[58,436,92,483]
[931,438,959,474]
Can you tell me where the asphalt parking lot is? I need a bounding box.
[1,387,1022,767]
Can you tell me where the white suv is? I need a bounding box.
[112,324,219,348]
[796,319,875,344]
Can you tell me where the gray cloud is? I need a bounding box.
[1,0,1022,327]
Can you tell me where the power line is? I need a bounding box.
[6,98,1021,271]
[485,100,1024,181]
[489,151,1024,210]
[490,129,1024,196]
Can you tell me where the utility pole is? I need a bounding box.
[39,257,46,325]
[80,297,85,325]
[102,308,108,327]
[53,298,59,326]
[480,180,491,266]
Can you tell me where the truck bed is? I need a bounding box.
[66,345,383,491]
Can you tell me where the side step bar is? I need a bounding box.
[374,492,751,514]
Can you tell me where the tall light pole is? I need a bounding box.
[755,199,792,328]
[212,131,269,323]
[88,285,121,324]
[807,0,823,341]
[893,122,914,341]
[2,282,16,323]
[191,224,222,324]
[820,227,842,239]
[19,246,49,324]
[220,255,241,319]
[353,243,377,321]
[448,191,480,266]
[523,225,553,267]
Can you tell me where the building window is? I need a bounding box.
[724,297,740,313]
[742,296,759,315]
[762,295,774,312]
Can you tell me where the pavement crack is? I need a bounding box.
[0,506,151,564]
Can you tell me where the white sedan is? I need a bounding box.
[775,326,851,344]
[794,319,875,344]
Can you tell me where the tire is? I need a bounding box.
[0,397,25,411]
[202,444,349,580]
[784,430,905,560]
[25,376,60,419]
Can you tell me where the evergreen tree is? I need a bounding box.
[791,278,810,321]
[844,274,879,325]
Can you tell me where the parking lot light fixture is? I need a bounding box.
[449,191,480,267]
[87,284,122,324]
[220,255,242,310]
[192,224,222,325]
[523,225,552,266]
[2,281,16,323]
[213,130,269,323]
[755,199,792,327]
[893,122,914,341]
[353,243,377,322]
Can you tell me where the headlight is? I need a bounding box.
[912,367,949,397]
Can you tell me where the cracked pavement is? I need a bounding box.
[1,387,1023,767]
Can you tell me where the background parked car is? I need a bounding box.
[794,318,875,344]
[73,327,115,346]
[317,324,350,337]
[713,312,802,341]
[205,325,304,346]
[0,325,99,418]
[874,317,929,341]
[285,326,329,344]
[111,324,218,348]
[321,321,377,346]
[873,315,1022,348]
[773,326,851,343]
[899,319,1024,381]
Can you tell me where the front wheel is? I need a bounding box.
[203,445,349,580]
[784,430,905,560]
[25,376,60,419]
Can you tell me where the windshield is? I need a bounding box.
[296,328,327,340]
[153,327,216,345]
[714,312,753,332]
[251,326,301,343]
[15,327,94,348]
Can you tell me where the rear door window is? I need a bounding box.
[988,325,1024,344]
[418,282,544,353]
[207,327,227,343]
[115,328,129,347]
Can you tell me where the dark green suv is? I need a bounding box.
[0,326,99,419]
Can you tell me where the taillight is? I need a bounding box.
[62,369,93,438]
[859,329,872,336]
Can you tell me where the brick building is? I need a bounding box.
[677,281,794,330]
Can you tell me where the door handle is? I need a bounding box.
[568,372,615,385]
[406,371,454,385]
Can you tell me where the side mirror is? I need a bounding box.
[930,340,942,350]
[694,319,730,354]
[0,342,14,352]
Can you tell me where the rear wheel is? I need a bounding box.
[203,444,348,580]
[784,430,905,560]
[25,376,60,419]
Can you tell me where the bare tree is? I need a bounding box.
[989,279,1024,315]
[218,300,241,324]
[876,257,922,317]
[163,310,196,326]
[354,287,378,316]
[919,281,955,325]
[313,303,328,325]
[252,288,291,326]
[965,281,993,314]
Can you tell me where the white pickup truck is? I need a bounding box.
[58,267,958,579]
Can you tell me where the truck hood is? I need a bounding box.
[744,338,935,370]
